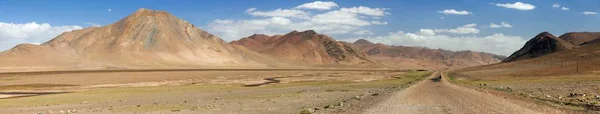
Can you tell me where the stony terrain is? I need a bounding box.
[451,31,600,113]
[0,69,431,114]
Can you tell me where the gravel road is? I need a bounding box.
[365,71,561,114]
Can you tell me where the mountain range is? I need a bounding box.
[0,8,521,72]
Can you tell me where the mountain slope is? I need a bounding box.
[558,32,600,45]
[352,39,503,69]
[231,30,378,66]
[0,8,270,71]
[503,32,576,62]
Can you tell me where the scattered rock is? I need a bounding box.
[371,93,379,96]
[337,102,344,107]
[324,105,332,109]
[314,107,322,110]
[136,104,141,107]
[546,95,552,98]
[569,93,585,97]
[215,97,221,100]
[354,96,361,100]
[171,109,180,112]
[299,108,312,114]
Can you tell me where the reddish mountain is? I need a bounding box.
[229,34,282,52]
[231,30,378,66]
[503,32,576,62]
[558,32,600,45]
[0,8,273,72]
[352,39,504,69]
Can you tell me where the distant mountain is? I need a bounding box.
[558,32,600,45]
[231,30,378,66]
[581,38,600,45]
[353,39,375,45]
[0,8,271,71]
[351,39,503,69]
[503,32,576,62]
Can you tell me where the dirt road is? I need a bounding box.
[365,71,562,114]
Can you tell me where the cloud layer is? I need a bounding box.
[295,1,338,10]
[552,4,569,10]
[344,24,527,56]
[489,22,513,28]
[0,22,82,50]
[583,11,598,15]
[207,2,390,41]
[438,9,471,15]
[495,2,536,10]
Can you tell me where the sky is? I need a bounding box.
[0,0,599,55]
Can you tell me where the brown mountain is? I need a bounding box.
[503,32,576,62]
[352,39,504,69]
[558,32,600,45]
[0,8,271,71]
[581,38,600,45]
[231,30,377,66]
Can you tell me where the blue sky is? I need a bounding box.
[0,0,599,55]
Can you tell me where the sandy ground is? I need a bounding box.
[0,69,430,114]
[364,72,566,114]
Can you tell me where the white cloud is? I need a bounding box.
[354,30,373,35]
[583,11,598,15]
[438,9,471,15]
[495,2,536,10]
[344,30,526,56]
[417,29,436,36]
[247,9,309,18]
[440,17,445,19]
[552,4,569,10]
[0,22,83,51]
[489,22,512,28]
[245,8,257,13]
[108,8,112,12]
[339,6,388,16]
[208,4,390,41]
[433,24,480,34]
[268,17,292,25]
[311,10,371,26]
[295,1,338,10]
[370,21,388,25]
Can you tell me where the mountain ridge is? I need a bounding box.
[0,8,272,71]
[351,39,504,69]
[231,30,380,67]
[503,32,576,62]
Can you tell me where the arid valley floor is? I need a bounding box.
[1,69,598,114]
[2,3,600,114]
